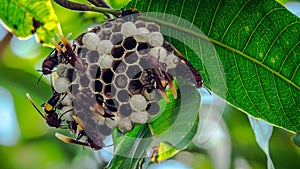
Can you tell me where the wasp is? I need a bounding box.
[26,92,68,128]
[37,34,80,84]
[27,73,73,128]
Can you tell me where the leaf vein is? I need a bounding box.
[233,53,266,119]
[220,0,250,42]
[207,0,222,36]
[242,7,285,53]
[189,0,202,29]
[273,74,297,131]
[263,22,300,65]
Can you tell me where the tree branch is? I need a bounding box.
[53,0,121,16]
[87,0,113,19]
[87,0,111,8]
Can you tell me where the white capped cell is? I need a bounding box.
[98,54,114,69]
[106,116,119,129]
[117,117,132,133]
[133,27,150,42]
[121,22,137,37]
[61,106,74,121]
[165,54,179,69]
[129,111,149,124]
[82,33,100,50]
[149,46,167,61]
[129,94,147,112]
[147,32,164,47]
[97,40,113,55]
[60,94,73,106]
[54,77,69,93]
[56,64,68,77]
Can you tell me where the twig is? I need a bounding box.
[0,32,13,61]
[54,0,121,16]
[87,0,113,19]
[87,0,111,8]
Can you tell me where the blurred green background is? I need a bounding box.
[0,0,300,169]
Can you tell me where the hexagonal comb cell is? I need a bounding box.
[137,42,150,55]
[66,68,76,83]
[111,46,125,58]
[86,50,100,63]
[146,23,160,32]
[117,89,130,102]
[119,103,132,117]
[90,79,103,93]
[110,33,123,45]
[106,99,119,112]
[101,69,114,83]
[126,65,142,79]
[123,37,137,50]
[88,64,101,79]
[99,29,112,40]
[146,102,160,115]
[129,80,143,95]
[124,51,139,64]
[104,84,116,98]
[114,74,128,88]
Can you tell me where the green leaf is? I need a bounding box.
[151,142,180,163]
[126,0,300,133]
[107,85,200,169]
[0,0,61,46]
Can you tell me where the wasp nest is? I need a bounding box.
[48,16,202,143]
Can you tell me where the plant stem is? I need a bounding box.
[53,0,121,16]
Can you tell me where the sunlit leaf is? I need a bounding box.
[126,0,300,133]
[150,142,179,163]
[0,0,61,46]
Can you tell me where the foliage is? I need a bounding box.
[0,0,61,47]
[0,0,300,169]
[125,0,300,133]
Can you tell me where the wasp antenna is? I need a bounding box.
[36,74,44,85]
[57,34,69,47]
[52,38,62,53]
[26,93,45,119]
[66,33,72,39]
[103,143,114,148]
[36,69,42,72]
[55,133,89,147]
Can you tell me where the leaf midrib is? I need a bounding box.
[138,15,300,91]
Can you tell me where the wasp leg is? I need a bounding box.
[152,69,170,102]
[55,132,90,147]
[57,33,79,68]
[173,48,204,88]
[52,38,63,54]
[162,71,177,99]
